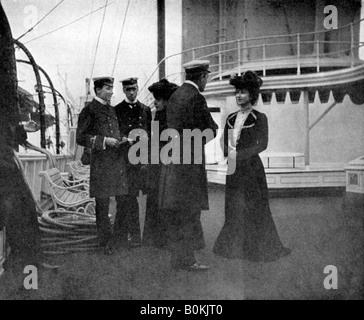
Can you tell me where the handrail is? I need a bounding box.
[140,18,364,101]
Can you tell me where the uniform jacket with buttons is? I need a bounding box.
[76,99,128,198]
[114,100,152,194]
[159,82,218,211]
[114,100,152,140]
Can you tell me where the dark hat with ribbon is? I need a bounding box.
[120,77,138,86]
[93,77,114,88]
[148,78,179,100]
[230,71,263,105]
[229,71,263,90]
[183,60,210,74]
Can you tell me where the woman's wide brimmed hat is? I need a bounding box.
[229,71,263,90]
[148,78,179,99]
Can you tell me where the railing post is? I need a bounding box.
[237,40,241,75]
[303,90,310,166]
[263,44,266,77]
[316,40,320,73]
[219,51,222,80]
[297,33,301,75]
[350,22,354,67]
[192,48,196,60]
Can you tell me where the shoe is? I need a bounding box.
[186,263,210,271]
[174,263,210,272]
[103,243,113,255]
[279,247,291,258]
[39,262,60,270]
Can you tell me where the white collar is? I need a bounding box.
[185,80,200,92]
[95,96,108,105]
[125,98,138,108]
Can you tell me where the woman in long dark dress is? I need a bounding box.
[142,79,178,248]
[213,71,291,262]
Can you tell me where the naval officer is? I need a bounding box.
[114,77,152,247]
[159,60,218,271]
[76,77,129,255]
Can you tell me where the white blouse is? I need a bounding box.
[230,108,252,150]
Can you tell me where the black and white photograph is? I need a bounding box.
[0,0,363,304]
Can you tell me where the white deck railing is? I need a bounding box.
[140,18,364,102]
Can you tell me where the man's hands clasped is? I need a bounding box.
[105,137,120,148]
[105,136,134,148]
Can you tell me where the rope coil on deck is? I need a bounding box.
[39,209,99,254]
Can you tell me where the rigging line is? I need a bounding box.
[86,0,109,102]
[16,0,65,41]
[81,0,95,92]
[107,0,121,60]
[24,2,115,45]
[111,0,131,77]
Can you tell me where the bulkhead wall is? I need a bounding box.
[205,91,364,165]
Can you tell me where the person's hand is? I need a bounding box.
[121,136,134,145]
[229,149,237,159]
[105,137,120,148]
[23,120,39,132]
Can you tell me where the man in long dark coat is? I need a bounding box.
[76,77,129,255]
[159,60,218,271]
[114,78,152,247]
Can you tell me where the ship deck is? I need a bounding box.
[0,183,362,300]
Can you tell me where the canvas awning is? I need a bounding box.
[259,79,364,105]
[206,64,364,106]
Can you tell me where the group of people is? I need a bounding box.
[0,59,291,275]
[76,59,290,271]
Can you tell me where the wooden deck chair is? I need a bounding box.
[66,161,90,174]
[39,168,95,211]
[66,161,90,182]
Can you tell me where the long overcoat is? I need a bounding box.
[159,83,218,211]
[114,100,152,195]
[76,99,128,198]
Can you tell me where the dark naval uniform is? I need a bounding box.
[159,60,218,269]
[114,99,152,244]
[76,97,128,247]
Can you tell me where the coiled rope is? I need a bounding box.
[39,209,98,255]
